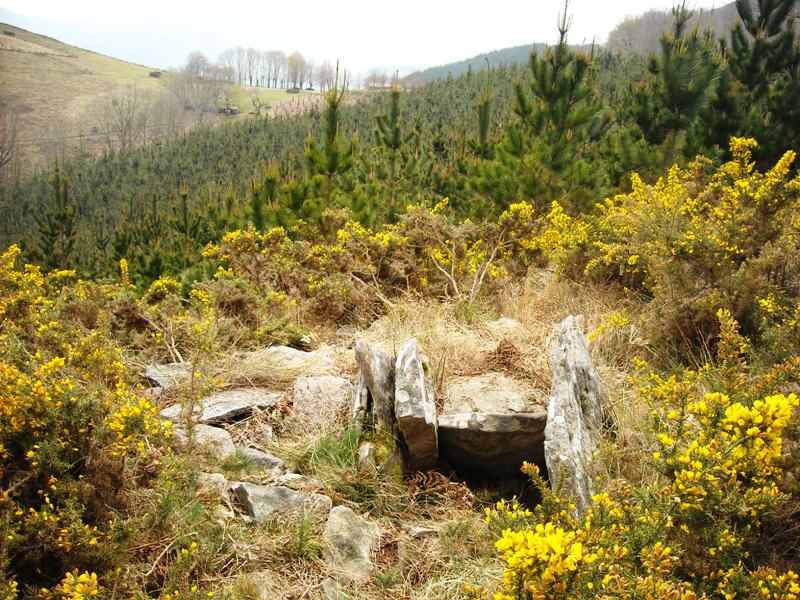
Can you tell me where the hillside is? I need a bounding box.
[603,0,798,55]
[0,22,310,171]
[402,43,547,84]
[0,22,168,167]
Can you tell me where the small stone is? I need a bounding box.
[323,506,380,581]
[143,363,190,389]
[274,473,306,487]
[160,388,282,424]
[173,424,236,458]
[357,442,376,472]
[230,483,332,522]
[238,447,287,475]
[196,472,228,497]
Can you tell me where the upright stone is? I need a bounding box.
[352,340,395,432]
[394,339,438,470]
[544,315,609,516]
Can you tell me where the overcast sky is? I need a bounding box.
[1,0,726,74]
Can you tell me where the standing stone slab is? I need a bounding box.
[352,340,395,432]
[437,411,547,477]
[323,506,380,581]
[230,483,332,522]
[394,339,438,470]
[544,315,608,516]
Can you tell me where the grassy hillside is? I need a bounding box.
[0,23,167,166]
[0,23,311,171]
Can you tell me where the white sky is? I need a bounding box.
[1,0,726,73]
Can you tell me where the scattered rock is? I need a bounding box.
[394,339,438,470]
[352,340,395,431]
[357,442,377,472]
[291,376,353,433]
[544,315,608,516]
[160,388,283,424]
[173,424,236,457]
[230,483,332,522]
[401,522,438,539]
[274,473,306,487]
[235,345,338,378]
[321,577,347,600]
[238,447,287,475]
[196,472,229,497]
[437,411,547,477]
[323,506,380,581]
[143,363,190,388]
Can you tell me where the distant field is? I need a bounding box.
[0,23,312,171]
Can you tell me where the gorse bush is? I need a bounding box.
[535,137,800,355]
[202,198,539,323]
[0,245,173,594]
[467,311,800,599]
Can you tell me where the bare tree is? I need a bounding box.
[245,47,259,86]
[93,84,151,151]
[271,50,287,87]
[364,68,389,89]
[287,51,307,88]
[234,46,246,84]
[315,60,335,91]
[168,52,229,123]
[0,103,18,171]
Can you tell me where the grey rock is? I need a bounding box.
[238,447,288,475]
[437,411,547,477]
[352,340,395,431]
[401,523,438,539]
[274,473,306,487]
[230,483,332,522]
[544,315,608,516]
[323,506,380,581]
[394,339,438,470]
[236,345,337,376]
[356,442,377,472]
[321,578,348,600]
[160,388,282,425]
[143,363,190,388]
[173,424,236,457]
[292,376,353,433]
[196,472,229,497]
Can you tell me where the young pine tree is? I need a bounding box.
[632,4,721,169]
[724,0,800,164]
[305,62,357,211]
[474,3,608,214]
[374,79,415,204]
[32,161,76,270]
